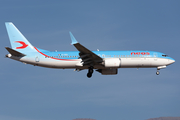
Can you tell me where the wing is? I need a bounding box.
[69,32,103,66]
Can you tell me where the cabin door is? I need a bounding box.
[153,53,158,61]
[35,56,39,62]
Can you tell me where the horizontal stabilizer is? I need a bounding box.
[5,47,26,57]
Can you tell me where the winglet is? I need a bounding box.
[69,32,78,45]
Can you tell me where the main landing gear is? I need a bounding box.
[87,66,94,78]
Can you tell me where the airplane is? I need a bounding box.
[5,22,175,78]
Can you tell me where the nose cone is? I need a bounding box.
[172,59,175,64]
[168,58,175,65]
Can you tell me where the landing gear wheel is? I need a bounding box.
[87,66,94,78]
[87,73,92,78]
[156,71,160,75]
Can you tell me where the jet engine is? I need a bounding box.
[103,58,121,68]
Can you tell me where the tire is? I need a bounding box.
[87,73,92,78]
[156,71,160,75]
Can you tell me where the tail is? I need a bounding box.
[5,22,37,55]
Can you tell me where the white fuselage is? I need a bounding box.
[8,54,175,69]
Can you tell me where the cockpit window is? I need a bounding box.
[162,55,168,57]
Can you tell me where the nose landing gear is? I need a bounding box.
[156,68,160,75]
[156,71,160,75]
[87,66,94,78]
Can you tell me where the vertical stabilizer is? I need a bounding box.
[5,22,36,53]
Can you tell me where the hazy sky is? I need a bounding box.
[0,0,180,120]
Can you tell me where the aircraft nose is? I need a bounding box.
[169,59,175,65]
[172,60,175,64]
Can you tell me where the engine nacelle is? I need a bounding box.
[104,58,121,68]
[97,69,118,75]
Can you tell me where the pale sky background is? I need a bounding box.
[0,0,180,120]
